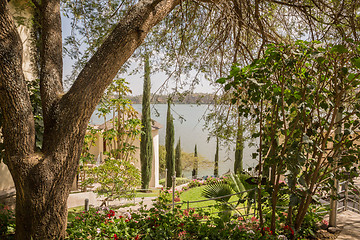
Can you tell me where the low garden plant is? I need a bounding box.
[66,183,328,239]
[0,204,15,239]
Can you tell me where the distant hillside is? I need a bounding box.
[127,93,215,104]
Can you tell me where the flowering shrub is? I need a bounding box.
[0,204,15,238]
[154,189,182,208]
[66,202,329,240]
[185,176,229,190]
[187,179,204,189]
[66,174,327,239]
[66,206,272,239]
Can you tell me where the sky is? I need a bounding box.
[61,15,216,96]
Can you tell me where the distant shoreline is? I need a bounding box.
[127,93,215,105]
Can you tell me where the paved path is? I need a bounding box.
[336,211,360,239]
[67,183,190,212]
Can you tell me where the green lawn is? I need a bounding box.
[67,206,85,223]
[135,189,160,198]
[177,186,253,216]
[177,186,237,213]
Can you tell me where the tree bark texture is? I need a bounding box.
[0,0,180,238]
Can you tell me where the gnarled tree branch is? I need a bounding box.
[57,0,181,142]
[0,0,35,163]
[40,0,64,152]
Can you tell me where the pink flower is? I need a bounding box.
[178,230,187,238]
[322,219,329,226]
[193,213,203,220]
[124,212,132,219]
[251,216,259,222]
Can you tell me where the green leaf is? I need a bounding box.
[289,194,301,207]
[216,77,226,84]
[331,44,348,53]
[351,57,360,68]
[224,83,232,91]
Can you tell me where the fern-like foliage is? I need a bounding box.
[201,181,232,202]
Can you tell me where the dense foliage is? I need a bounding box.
[0,204,14,239]
[175,138,182,177]
[192,144,199,179]
[165,100,175,187]
[140,54,153,190]
[66,178,328,240]
[214,138,219,177]
[219,40,360,232]
[81,79,141,204]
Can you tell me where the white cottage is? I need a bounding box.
[87,114,162,189]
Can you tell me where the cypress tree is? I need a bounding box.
[192,144,198,179]
[214,138,219,177]
[234,119,244,174]
[140,54,153,190]
[165,99,175,188]
[175,138,182,177]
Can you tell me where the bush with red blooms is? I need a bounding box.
[66,188,326,239]
[67,205,294,239]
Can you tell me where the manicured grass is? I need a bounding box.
[178,186,252,216]
[178,186,234,213]
[68,206,85,223]
[135,189,160,198]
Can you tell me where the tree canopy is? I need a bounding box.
[1,0,360,239]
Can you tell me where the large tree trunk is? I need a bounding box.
[0,0,181,238]
[13,158,73,240]
[7,120,87,240]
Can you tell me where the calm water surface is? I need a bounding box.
[91,104,257,178]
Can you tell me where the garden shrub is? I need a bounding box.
[66,205,271,239]
[0,204,14,239]
[66,199,325,239]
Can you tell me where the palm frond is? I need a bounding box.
[230,174,246,199]
[202,181,232,202]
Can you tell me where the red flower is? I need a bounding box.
[135,235,140,240]
[284,225,294,235]
[107,210,115,218]
[114,234,118,240]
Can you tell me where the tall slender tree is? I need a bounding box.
[165,99,175,188]
[175,137,182,177]
[2,0,356,238]
[234,117,244,174]
[214,138,219,177]
[192,144,198,179]
[140,53,153,190]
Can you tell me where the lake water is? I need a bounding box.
[90,104,257,178]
